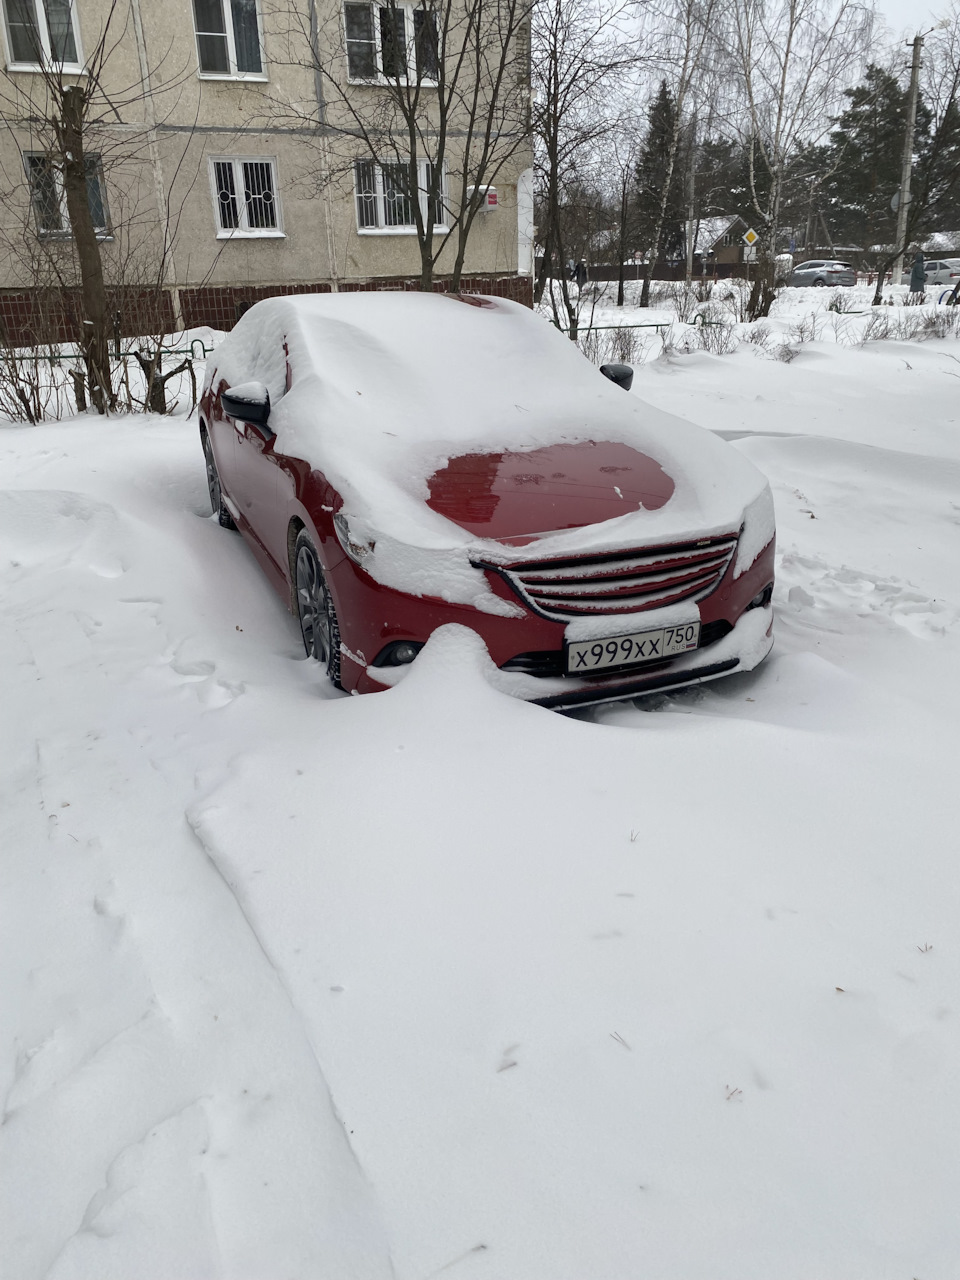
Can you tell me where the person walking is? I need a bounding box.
[909,250,927,299]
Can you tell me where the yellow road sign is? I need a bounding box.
[743,228,759,246]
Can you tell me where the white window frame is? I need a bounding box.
[193,0,266,81]
[2,0,83,72]
[208,155,283,239]
[354,158,448,235]
[23,151,110,239]
[343,3,439,86]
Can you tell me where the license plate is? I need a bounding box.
[565,621,700,676]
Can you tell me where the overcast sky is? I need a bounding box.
[876,0,948,39]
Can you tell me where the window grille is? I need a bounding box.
[353,158,447,231]
[211,157,280,235]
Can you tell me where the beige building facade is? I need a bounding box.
[0,0,534,340]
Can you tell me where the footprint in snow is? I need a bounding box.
[778,551,955,638]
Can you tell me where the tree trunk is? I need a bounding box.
[616,176,628,306]
[639,124,682,307]
[58,86,112,413]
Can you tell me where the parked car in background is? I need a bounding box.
[787,260,857,287]
[199,294,775,712]
[923,258,960,288]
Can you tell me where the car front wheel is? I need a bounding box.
[295,531,342,687]
[201,429,236,529]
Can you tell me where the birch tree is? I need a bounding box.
[726,0,873,313]
[636,0,722,306]
[532,0,640,334]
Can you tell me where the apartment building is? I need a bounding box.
[0,0,534,341]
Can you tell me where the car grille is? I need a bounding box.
[481,533,739,621]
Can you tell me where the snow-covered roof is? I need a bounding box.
[921,231,960,253]
[694,215,743,253]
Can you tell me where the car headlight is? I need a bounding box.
[334,512,375,565]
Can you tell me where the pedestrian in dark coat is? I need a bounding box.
[909,251,927,294]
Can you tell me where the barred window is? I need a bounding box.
[210,157,282,236]
[24,153,109,237]
[354,158,447,232]
[3,0,80,67]
[344,4,439,82]
[193,0,263,76]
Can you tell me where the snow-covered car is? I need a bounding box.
[787,260,857,287]
[924,257,960,288]
[199,293,775,710]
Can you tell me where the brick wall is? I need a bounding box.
[182,274,533,331]
[0,275,533,346]
[0,288,175,347]
[178,281,335,330]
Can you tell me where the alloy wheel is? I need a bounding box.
[296,541,332,665]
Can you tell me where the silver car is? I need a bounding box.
[923,258,960,288]
[787,259,857,287]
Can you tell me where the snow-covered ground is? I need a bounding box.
[2,292,960,1279]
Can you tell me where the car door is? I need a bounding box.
[925,261,943,286]
[207,367,240,503]
[226,345,292,580]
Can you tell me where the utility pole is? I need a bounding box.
[892,33,924,286]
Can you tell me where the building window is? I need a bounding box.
[24,153,109,237]
[210,157,282,237]
[193,0,263,77]
[344,4,439,82]
[3,0,82,69]
[354,158,447,232]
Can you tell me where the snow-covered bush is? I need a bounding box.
[691,305,739,355]
[827,289,860,314]
[0,346,77,423]
[668,284,700,323]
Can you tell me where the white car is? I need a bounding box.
[924,258,960,288]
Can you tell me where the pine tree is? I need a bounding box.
[635,82,685,261]
[916,96,960,232]
[820,65,931,249]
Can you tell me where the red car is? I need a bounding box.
[199,293,774,710]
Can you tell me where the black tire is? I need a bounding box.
[201,429,236,529]
[294,530,342,687]
[813,278,826,287]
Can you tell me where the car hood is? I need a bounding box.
[425,440,675,544]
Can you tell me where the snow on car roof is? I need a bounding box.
[205,293,771,603]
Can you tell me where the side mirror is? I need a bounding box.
[600,362,634,392]
[221,381,271,427]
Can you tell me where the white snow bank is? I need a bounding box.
[4,321,960,1279]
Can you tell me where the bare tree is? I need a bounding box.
[264,0,531,292]
[725,0,873,314]
[635,0,723,306]
[533,0,640,335]
[606,124,642,304]
[0,0,195,412]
